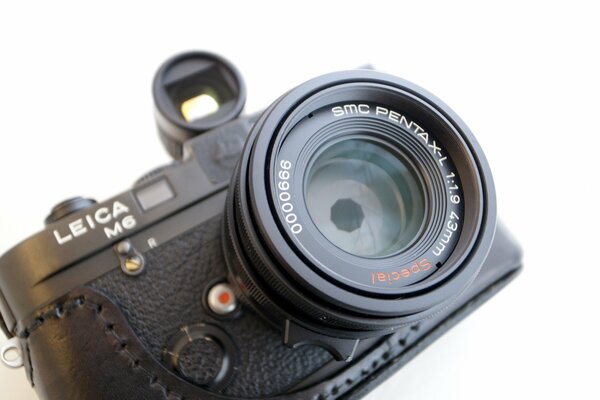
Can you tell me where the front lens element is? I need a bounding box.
[305,139,425,258]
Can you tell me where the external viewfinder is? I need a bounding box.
[153,51,246,159]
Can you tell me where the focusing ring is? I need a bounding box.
[224,70,496,337]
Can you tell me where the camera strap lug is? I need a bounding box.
[1,337,23,369]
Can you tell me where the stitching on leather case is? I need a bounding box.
[20,295,421,400]
[24,340,34,387]
[314,324,420,400]
[20,296,184,400]
[15,264,519,400]
[334,270,520,399]
[19,293,421,400]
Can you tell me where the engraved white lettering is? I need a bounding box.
[121,215,137,230]
[53,230,73,245]
[53,201,138,245]
[69,219,88,237]
[104,223,124,239]
[85,215,96,229]
[376,106,388,116]
[112,201,129,218]
[332,106,344,117]
[95,207,111,224]
[332,104,370,117]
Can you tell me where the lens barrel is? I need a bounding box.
[224,70,496,338]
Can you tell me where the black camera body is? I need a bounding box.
[0,52,522,400]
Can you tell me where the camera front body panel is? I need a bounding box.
[0,114,255,337]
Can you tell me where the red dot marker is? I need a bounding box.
[218,291,231,305]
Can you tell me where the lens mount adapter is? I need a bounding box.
[224,70,496,337]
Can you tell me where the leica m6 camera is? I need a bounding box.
[0,51,522,400]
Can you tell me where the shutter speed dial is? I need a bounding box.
[45,197,97,226]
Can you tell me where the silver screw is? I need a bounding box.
[123,255,144,275]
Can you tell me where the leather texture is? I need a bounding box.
[17,221,521,400]
[89,216,333,398]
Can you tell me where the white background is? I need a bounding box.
[0,1,598,399]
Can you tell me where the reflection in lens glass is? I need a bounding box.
[305,139,425,257]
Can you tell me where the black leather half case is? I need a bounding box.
[16,222,521,400]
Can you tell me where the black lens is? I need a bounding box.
[224,70,496,339]
[305,138,425,258]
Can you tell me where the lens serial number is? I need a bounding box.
[277,160,303,234]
